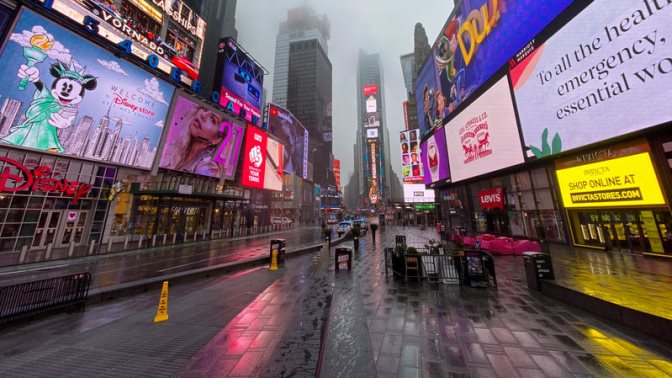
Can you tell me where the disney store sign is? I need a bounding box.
[0,158,92,204]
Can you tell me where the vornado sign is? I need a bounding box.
[555,141,666,208]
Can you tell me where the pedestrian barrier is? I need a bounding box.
[0,273,91,325]
[384,248,459,284]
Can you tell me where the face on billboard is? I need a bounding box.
[217,40,263,126]
[267,104,308,179]
[400,130,424,183]
[418,0,573,132]
[415,56,443,138]
[159,96,244,179]
[445,77,525,182]
[0,9,174,170]
[511,0,672,159]
[420,127,450,185]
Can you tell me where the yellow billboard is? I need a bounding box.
[556,152,666,208]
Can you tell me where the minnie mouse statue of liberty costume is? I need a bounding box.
[1,60,97,152]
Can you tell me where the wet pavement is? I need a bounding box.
[0,226,324,291]
[541,245,672,320]
[1,225,672,377]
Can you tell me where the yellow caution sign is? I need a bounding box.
[154,281,169,323]
[270,249,278,271]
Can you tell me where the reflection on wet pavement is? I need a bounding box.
[0,227,323,290]
[542,245,672,320]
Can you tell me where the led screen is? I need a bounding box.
[0,9,174,170]
[444,77,524,182]
[367,140,382,205]
[267,103,308,179]
[241,127,283,191]
[403,183,435,203]
[400,130,423,183]
[420,126,450,185]
[215,38,263,126]
[35,0,206,84]
[511,0,672,159]
[416,0,574,137]
[159,95,244,179]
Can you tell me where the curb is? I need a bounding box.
[86,235,348,306]
[541,280,672,344]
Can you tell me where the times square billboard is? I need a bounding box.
[266,103,309,179]
[214,38,264,127]
[33,0,207,85]
[0,8,174,170]
[415,0,574,137]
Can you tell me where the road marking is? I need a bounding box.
[0,264,70,276]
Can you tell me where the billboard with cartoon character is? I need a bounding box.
[0,9,174,169]
[416,0,573,135]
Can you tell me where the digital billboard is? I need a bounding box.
[403,183,435,203]
[0,9,174,170]
[556,152,665,208]
[241,127,283,191]
[364,112,380,128]
[35,0,206,84]
[363,84,377,96]
[511,0,672,159]
[367,141,382,205]
[400,130,423,183]
[415,55,443,137]
[420,126,450,185]
[333,159,341,190]
[445,77,524,183]
[215,38,264,126]
[267,103,308,179]
[159,95,244,179]
[416,0,574,136]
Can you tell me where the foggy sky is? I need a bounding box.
[236,0,453,188]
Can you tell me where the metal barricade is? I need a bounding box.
[0,273,91,325]
[384,248,460,284]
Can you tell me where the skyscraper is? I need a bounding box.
[272,6,330,107]
[356,51,398,208]
[286,39,334,189]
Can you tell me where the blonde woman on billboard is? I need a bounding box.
[161,104,225,177]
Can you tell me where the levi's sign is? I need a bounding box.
[479,188,504,209]
[0,158,92,204]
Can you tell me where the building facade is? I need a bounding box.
[286,39,334,190]
[271,6,330,108]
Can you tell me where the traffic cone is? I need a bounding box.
[270,249,279,271]
[154,281,169,323]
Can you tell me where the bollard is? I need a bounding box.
[173,233,177,244]
[123,236,129,250]
[203,230,207,240]
[163,234,167,245]
[68,241,75,257]
[107,238,113,252]
[45,242,53,261]
[18,245,28,264]
[152,235,157,247]
[138,235,144,249]
[193,232,198,242]
[89,240,96,255]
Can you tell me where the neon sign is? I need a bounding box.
[0,158,92,204]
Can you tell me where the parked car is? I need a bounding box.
[272,217,293,225]
[337,221,352,237]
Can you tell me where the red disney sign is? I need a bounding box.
[0,158,92,204]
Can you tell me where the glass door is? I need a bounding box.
[58,211,88,248]
[32,210,61,249]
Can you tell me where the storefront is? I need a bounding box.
[438,165,567,244]
[0,147,116,265]
[556,140,671,256]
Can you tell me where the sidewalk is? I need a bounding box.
[323,226,672,377]
[544,243,672,321]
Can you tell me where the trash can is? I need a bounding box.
[270,239,286,268]
[465,249,487,288]
[523,252,554,290]
[335,247,353,271]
